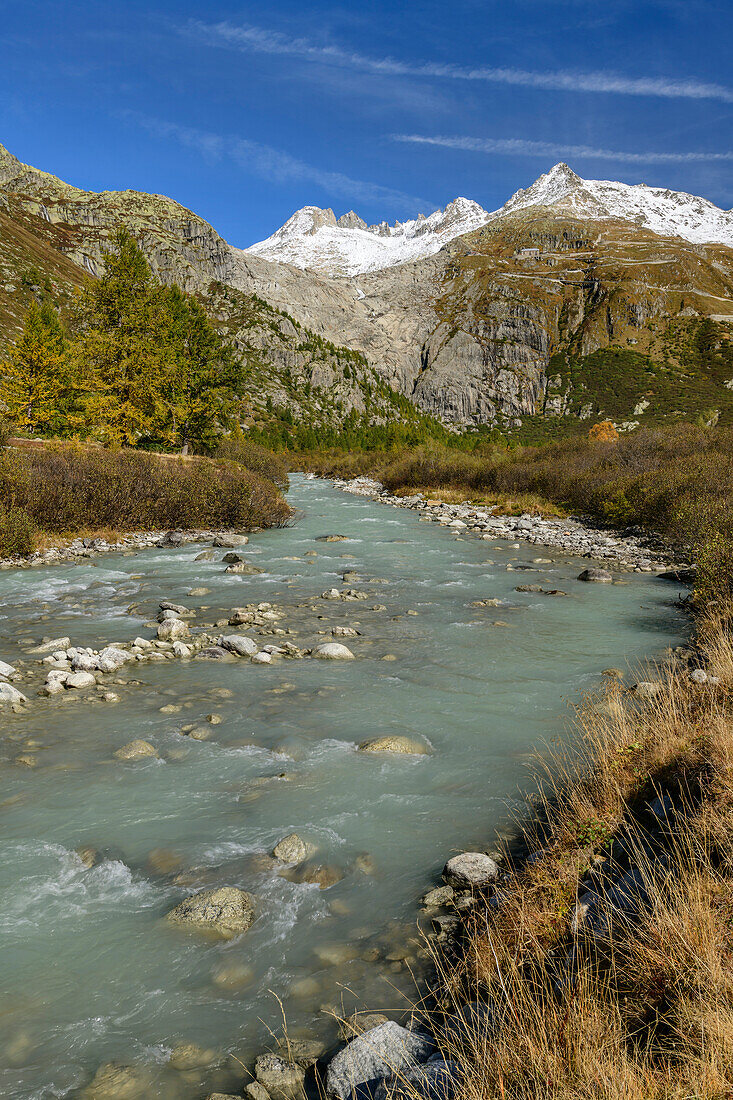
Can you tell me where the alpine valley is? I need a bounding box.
[2,142,733,436]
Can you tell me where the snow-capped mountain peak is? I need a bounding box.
[245,166,733,278]
[245,196,491,276]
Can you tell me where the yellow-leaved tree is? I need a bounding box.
[0,300,68,434]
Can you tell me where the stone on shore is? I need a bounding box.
[577,568,613,583]
[114,740,158,761]
[313,643,355,660]
[359,736,429,755]
[338,1013,390,1040]
[325,1021,435,1100]
[255,1054,305,1100]
[213,534,249,547]
[166,886,255,938]
[632,680,663,699]
[443,852,499,888]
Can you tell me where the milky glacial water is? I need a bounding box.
[0,476,687,1098]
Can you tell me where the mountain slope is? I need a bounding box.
[2,140,733,435]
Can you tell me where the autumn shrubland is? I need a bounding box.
[0,442,291,557]
[411,604,733,1100]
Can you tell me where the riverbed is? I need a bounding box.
[0,475,687,1099]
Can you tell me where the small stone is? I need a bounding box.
[252,652,272,664]
[157,619,190,642]
[255,1054,305,1100]
[65,672,97,690]
[358,736,429,755]
[632,681,663,699]
[219,634,259,657]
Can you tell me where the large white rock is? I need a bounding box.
[0,682,26,705]
[325,1022,434,1100]
[65,671,97,690]
[443,852,499,888]
[313,643,355,660]
[97,647,131,673]
[0,659,17,679]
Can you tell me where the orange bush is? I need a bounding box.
[588,419,619,442]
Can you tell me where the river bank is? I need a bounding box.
[0,477,689,1099]
[333,475,685,574]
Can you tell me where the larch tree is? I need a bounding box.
[0,300,68,434]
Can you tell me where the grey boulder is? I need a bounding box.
[443,852,499,888]
[326,1022,434,1100]
[577,568,613,583]
[218,634,259,657]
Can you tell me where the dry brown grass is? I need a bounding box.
[418,613,733,1100]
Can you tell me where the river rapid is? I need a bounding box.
[0,476,687,1099]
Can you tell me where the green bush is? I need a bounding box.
[0,505,36,557]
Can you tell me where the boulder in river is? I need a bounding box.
[65,671,97,690]
[0,659,17,679]
[219,634,259,657]
[114,740,158,761]
[325,1021,434,1100]
[577,568,613,583]
[443,852,499,888]
[157,619,190,642]
[272,833,313,864]
[0,683,26,705]
[316,534,349,542]
[80,1061,157,1098]
[225,562,265,575]
[213,534,249,547]
[313,643,355,660]
[166,886,255,938]
[195,550,216,562]
[358,736,429,755]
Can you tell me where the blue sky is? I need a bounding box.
[1,0,731,247]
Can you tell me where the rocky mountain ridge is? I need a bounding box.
[2,140,733,435]
[246,161,733,278]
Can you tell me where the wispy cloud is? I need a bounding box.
[392,134,733,164]
[188,19,733,104]
[121,113,431,214]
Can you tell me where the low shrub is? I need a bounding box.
[0,443,291,551]
[215,434,289,490]
[0,504,36,557]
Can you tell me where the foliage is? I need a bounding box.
[215,428,289,490]
[0,443,290,549]
[0,299,69,434]
[2,230,243,451]
[0,504,36,557]
[588,419,619,442]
